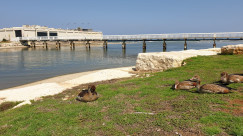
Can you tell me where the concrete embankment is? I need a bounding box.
[136,48,221,71]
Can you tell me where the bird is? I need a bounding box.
[190,75,232,94]
[220,72,243,84]
[76,85,99,102]
[173,75,200,90]
[174,80,197,90]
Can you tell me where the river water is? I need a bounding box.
[0,40,242,90]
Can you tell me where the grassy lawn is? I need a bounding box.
[0,55,243,136]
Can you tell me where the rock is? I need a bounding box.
[221,44,243,55]
[135,49,219,71]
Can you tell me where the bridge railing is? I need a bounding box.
[103,32,243,40]
[15,32,243,41]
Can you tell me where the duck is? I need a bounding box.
[76,85,99,102]
[191,75,232,94]
[221,72,243,84]
[174,80,197,90]
[174,75,200,90]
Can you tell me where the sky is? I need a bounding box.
[1,0,243,34]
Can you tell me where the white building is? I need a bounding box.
[0,25,103,41]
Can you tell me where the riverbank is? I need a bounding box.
[0,54,242,135]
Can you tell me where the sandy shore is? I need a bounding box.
[0,66,136,104]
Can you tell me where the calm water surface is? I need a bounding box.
[0,40,242,89]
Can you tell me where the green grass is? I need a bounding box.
[0,55,243,136]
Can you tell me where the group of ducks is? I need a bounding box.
[174,72,243,93]
[76,72,243,102]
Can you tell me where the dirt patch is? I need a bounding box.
[0,102,19,112]
[215,99,243,116]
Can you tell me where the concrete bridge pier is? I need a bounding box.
[72,42,75,49]
[103,40,108,49]
[184,39,187,50]
[213,38,216,48]
[33,41,36,48]
[86,40,91,49]
[122,40,126,49]
[58,41,61,49]
[69,41,75,49]
[163,39,167,52]
[30,41,33,47]
[30,41,36,48]
[43,41,48,49]
[143,40,146,49]
[56,41,61,49]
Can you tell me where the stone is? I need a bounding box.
[221,44,243,55]
[135,49,219,71]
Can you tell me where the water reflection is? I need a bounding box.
[143,48,146,53]
[122,49,126,58]
[103,48,107,58]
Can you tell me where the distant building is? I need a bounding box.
[0,25,103,41]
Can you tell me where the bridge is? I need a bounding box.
[17,32,243,51]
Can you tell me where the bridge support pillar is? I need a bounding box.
[69,41,73,49]
[86,41,91,49]
[44,41,48,49]
[72,42,75,49]
[213,38,216,48]
[122,40,126,49]
[56,41,60,49]
[163,39,166,52]
[31,41,36,48]
[184,39,187,50]
[33,41,36,48]
[103,40,108,49]
[143,40,146,49]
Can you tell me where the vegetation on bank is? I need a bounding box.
[0,55,243,136]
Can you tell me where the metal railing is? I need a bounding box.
[14,32,243,41]
[103,32,243,40]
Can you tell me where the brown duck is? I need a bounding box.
[191,75,231,94]
[221,72,243,84]
[174,80,197,90]
[76,85,99,102]
[174,75,201,90]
